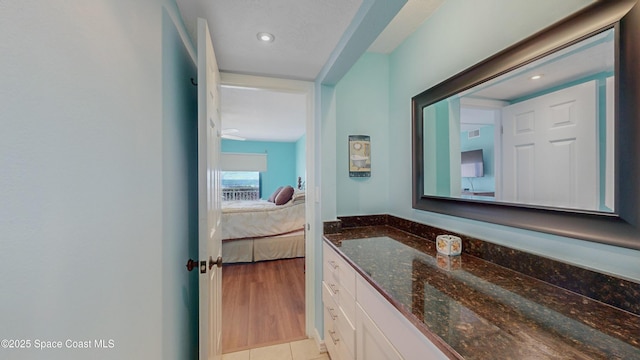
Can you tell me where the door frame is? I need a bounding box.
[219,72,316,338]
[459,97,507,201]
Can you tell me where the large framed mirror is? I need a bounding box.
[412,0,640,250]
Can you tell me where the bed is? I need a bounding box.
[222,188,305,263]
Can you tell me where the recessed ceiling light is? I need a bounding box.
[530,74,543,80]
[257,32,275,43]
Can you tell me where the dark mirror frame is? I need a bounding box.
[412,0,640,250]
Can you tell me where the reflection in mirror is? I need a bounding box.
[422,28,614,213]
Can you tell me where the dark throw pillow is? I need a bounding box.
[274,186,294,205]
[268,186,284,203]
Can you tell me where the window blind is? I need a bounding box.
[221,153,267,172]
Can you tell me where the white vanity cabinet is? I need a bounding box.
[323,242,449,360]
[356,275,449,360]
[322,242,357,360]
[355,303,402,360]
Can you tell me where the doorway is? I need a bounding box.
[221,258,306,352]
[218,73,316,354]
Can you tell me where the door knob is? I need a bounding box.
[209,256,223,269]
[186,259,198,272]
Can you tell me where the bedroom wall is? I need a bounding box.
[329,0,640,282]
[295,135,306,189]
[222,139,297,198]
[0,0,196,359]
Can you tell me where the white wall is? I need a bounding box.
[295,135,307,186]
[0,1,195,358]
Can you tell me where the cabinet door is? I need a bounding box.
[356,304,402,360]
[323,243,357,325]
[324,304,340,360]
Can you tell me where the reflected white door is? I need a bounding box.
[501,80,598,210]
[197,17,222,360]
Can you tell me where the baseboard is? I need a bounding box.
[313,328,326,353]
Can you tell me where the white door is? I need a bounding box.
[197,17,222,360]
[501,80,598,210]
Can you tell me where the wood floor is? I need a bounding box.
[221,258,306,354]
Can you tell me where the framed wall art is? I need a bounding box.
[349,135,371,177]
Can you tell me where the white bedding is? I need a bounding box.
[221,199,305,240]
[222,230,305,263]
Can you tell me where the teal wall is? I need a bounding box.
[597,78,610,211]
[222,139,298,199]
[423,101,452,196]
[161,7,198,359]
[330,0,640,281]
[334,52,390,215]
[295,135,306,189]
[460,125,495,193]
[434,101,451,196]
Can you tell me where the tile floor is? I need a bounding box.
[222,338,329,360]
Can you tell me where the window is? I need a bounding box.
[222,171,260,201]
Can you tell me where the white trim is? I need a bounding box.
[314,327,327,353]
[219,72,317,338]
[221,72,314,94]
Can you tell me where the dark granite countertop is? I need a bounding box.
[324,225,640,360]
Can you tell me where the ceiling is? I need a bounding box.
[459,28,613,133]
[176,0,443,142]
[466,28,613,101]
[221,86,307,142]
